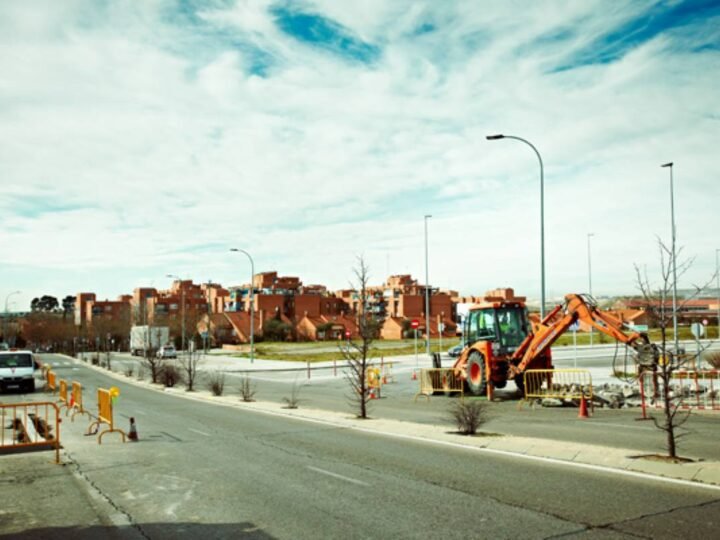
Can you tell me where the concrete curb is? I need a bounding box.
[61,355,720,489]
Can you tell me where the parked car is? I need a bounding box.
[448,344,463,358]
[156,346,177,359]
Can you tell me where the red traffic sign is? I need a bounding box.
[703,319,709,326]
[344,330,351,338]
[411,319,419,329]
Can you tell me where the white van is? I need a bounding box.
[0,350,39,392]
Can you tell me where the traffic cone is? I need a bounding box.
[578,396,590,419]
[128,417,139,441]
[411,371,417,381]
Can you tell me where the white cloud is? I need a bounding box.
[0,0,718,311]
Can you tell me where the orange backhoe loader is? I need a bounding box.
[452,292,658,398]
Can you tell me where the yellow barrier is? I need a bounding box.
[414,368,464,401]
[523,369,593,405]
[0,402,61,464]
[86,388,126,444]
[57,379,69,411]
[69,381,90,421]
[46,370,57,394]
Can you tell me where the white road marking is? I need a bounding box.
[188,428,210,437]
[306,466,369,486]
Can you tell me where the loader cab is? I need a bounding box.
[463,303,529,352]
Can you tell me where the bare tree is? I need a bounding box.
[180,345,202,391]
[342,256,380,419]
[634,239,716,459]
[142,326,166,384]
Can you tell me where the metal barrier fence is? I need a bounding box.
[0,402,61,463]
[69,381,90,421]
[86,388,126,444]
[415,368,464,401]
[639,369,719,411]
[523,369,593,404]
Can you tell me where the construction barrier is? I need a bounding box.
[414,368,464,401]
[86,387,126,444]
[379,358,395,384]
[0,402,61,464]
[69,381,90,421]
[522,369,593,405]
[46,370,57,394]
[57,379,69,411]
[639,369,719,411]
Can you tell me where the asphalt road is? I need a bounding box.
[10,354,718,539]
[79,348,720,461]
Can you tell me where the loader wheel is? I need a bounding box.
[514,375,525,397]
[465,351,486,396]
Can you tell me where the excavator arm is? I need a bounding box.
[508,294,657,377]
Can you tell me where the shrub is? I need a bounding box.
[282,379,303,409]
[449,399,487,435]
[207,372,226,396]
[239,375,256,402]
[705,351,720,369]
[160,364,182,388]
[124,366,135,378]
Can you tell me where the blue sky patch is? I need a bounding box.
[8,196,88,219]
[554,0,720,71]
[271,6,381,64]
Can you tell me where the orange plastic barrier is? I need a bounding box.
[69,381,90,421]
[0,402,61,463]
[46,370,57,394]
[86,388,126,444]
[57,379,69,410]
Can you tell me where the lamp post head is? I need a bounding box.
[486,134,505,140]
[229,248,238,252]
[661,162,673,168]
[425,214,432,219]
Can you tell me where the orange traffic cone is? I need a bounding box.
[411,371,417,381]
[578,396,590,419]
[128,417,139,441]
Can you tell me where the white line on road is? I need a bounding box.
[188,428,210,437]
[306,466,369,486]
[587,421,654,431]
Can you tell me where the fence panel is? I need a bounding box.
[0,402,61,463]
[523,369,593,403]
[639,369,719,411]
[414,368,464,401]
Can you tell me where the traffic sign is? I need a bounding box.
[344,330,351,338]
[703,319,709,326]
[411,319,419,329]
[569,322,580,332]
[691,322,705,338]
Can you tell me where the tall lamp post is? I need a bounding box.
[716,248,719,339]
[661,162,679,354]
[424,214,432,356]
[166,275,186,355]
[587,233,595,346]
[230,248,255,364]
[487,134,546,318]
[4,291,20,343]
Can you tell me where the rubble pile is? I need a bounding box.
[538,381,717,409]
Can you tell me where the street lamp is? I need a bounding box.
[716,248,719,339]
[4,291,20,343]
[661,162,679,354]
[424,214,432,357]
[230,248,255,364]
[166,275,186,355]
[587,233,595,346]
[487,134,546,318]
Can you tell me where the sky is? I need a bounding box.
[1,0,719,312]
